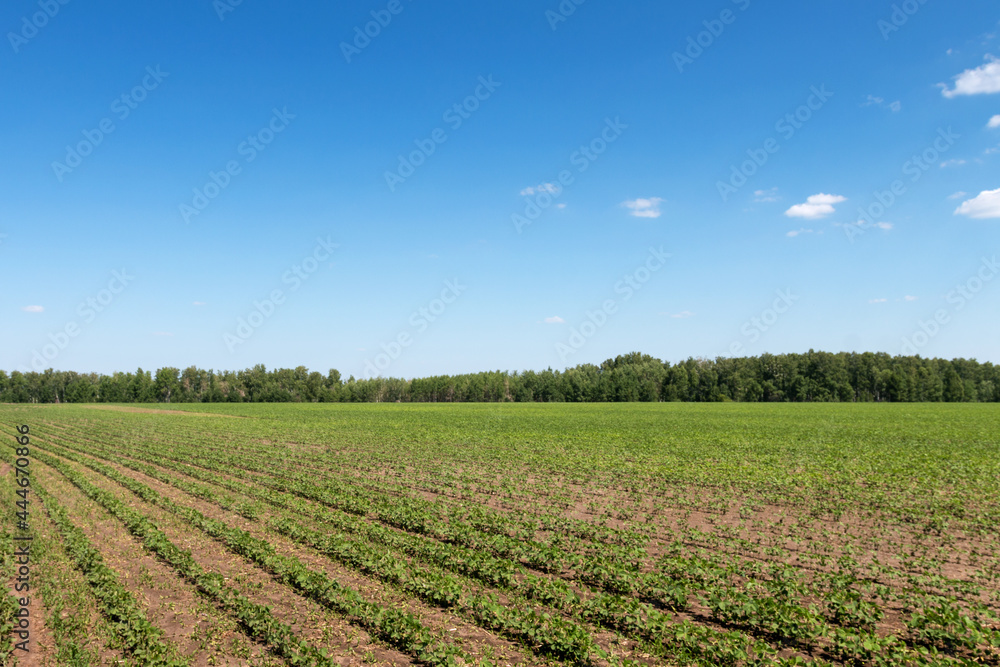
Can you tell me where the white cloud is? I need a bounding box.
[21,305,44,313]
[988,115,1000,129]
[754,188,780,203]
[869,298,888,304]
[863,95,901,112]
[622,197,665,219]
[785,193,846,220]
[874,222,894,230]
[786,228,814,237]
[954,188,1000,219]
[948,191,968,199]
[940,159,967,168]
[193,301,207,306]
[904,295,918,302]
[555,203,567,210]
[941,56,1000,98]
[543,316,565,324]
[670,311,694,319]
[520,183,559,196]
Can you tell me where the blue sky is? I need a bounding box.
[2,0,999,378]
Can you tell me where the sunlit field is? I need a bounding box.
[2,403,998,666]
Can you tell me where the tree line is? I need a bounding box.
[2,351,999,404]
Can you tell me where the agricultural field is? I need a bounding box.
[1,402,999,666]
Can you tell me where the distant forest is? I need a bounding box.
[2,351,999,404]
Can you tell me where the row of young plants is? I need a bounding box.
[29,426,908,660]
[32,425,795,665]
[122,412,953,586]
[41,427,691,607]
[904,596,1000,663]
[664,511,993,616]
[33,415,1000,665]
[0,459,24,663]
[114,442,727,664]
[31,483,189,665]
[28,440,515,667]
[153,422,652,560]
[15,428,916,604]
[220,438,650,552]
[45,434,802,667]
[32,436,604,664]
[671,519,999,634]
[38,425,657,599]
[20,445,354,667]
[658,532,1000,663]
[33,428,917,666]
[98,403,1000,537]
[0,438,128,665]
[75,437,688,662]
[50,416,652,562]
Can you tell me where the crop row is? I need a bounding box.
[36,427,658,599]
[47,435,799,667]
[19,445,350,667]
[32,438,601,664]
[41,417,649,559]
[0,464,24,663]
[29,417,1000,666]
[33,431,891,659]
[98,408,1000,537]
[30,431,900,666]
[33,483,188,665]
